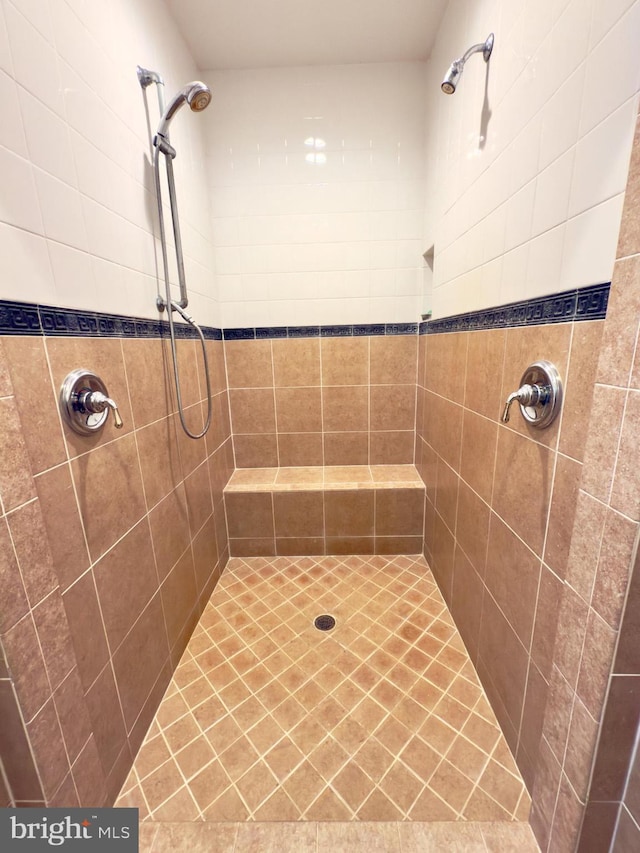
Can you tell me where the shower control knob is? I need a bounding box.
[59,369,124,435]
[501,361,562,429]
[77,389,124,429]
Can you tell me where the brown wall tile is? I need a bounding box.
[577,802,620,853]
[559,321,604,462]
[183,461,214,534]
[229,388,276,434]
[232,433,277,468]
[544,454,582,579]
[493,428,554,558]
[136,415,183,510]
[0,680,42,801]
[225,340,273,388]
[0,397,36,511]
[326,536,374,555]
[7,499,58,607]
[272,338,320,387]
[370,336,417,385]
[277,432,323,466]
[121,338,174,428]
[0,517,29,634]
[434,458,459,534]
[597,258,640,387]
[193,515,219,596]
[276,537,325,556]
[85,664,129,779]
[324,432,368,466]
[322,385,368,431]
[485,514,541,650]
[580,385,626,502]
[71,434,146,561]
[112,592,169,732]
[226,492,274,539]
[273,491,324,538]
[460,410,497,504]
[2,336,66,473]
[93,520,159,652]
[322,337,369,385]
[478,594,529,736]
[425,331,467,403]
[324,490,374,537]
[275,387,322,432]
[54,667,93,765]
[149,485,190,582]
[2,612,51,723]
[610,389,640,520]
[26,697,70,799]
[455,482,489,576]
[34,463,90,590]
[370,384,415,432]
[229,538,276,557]
[369,431,414,464]
[591,508,637,629]
[450,546,483,661]
[62,571,110,691]
[375,488,424,536]
[464,330,506,419]
[590,675,640,800]
[31,590,76,692]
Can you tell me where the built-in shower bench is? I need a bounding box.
[223,465,425,557]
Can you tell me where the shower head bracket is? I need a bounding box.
[482,33,494,62]
[137,66,164,89]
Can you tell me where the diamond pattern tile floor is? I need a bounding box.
[117,555,531,824]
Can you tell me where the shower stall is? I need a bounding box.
[0,1,639,852]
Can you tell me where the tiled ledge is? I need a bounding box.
[225,465,424,492]
[140,819,540,851]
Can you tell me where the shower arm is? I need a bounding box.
[460,38,493,66]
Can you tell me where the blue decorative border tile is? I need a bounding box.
[420,283,610,335]
[0,283,609,343]
[0,301,41,335]
[256,326,287,339]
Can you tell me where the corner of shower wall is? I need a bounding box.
[0,325,232,809]
[531,108,640,853]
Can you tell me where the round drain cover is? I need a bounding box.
[314,614,336,631]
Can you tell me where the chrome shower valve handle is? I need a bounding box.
[501,361,562,429]
[59,369,124,435]
[77,389,124,429]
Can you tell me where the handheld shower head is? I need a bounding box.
[156,81,212,138]
[441,33,494,95]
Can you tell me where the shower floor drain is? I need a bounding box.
[314,614,336,631]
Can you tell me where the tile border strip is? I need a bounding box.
[419,282,610,335]
[0,283,609,340]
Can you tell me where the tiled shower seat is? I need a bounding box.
[224,466,425,557]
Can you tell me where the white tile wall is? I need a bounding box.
[0,0,219,326]
[202,63,427,327]
[2,0,639,328]
[424,0,640,319]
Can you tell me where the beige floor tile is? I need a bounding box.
[123,555,531,826]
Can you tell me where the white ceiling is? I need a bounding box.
[166,0,448,71]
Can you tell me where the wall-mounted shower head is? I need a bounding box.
[156,81,212,139]
[441,33,494,95]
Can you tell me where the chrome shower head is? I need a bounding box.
[441,33,494,95]
[156,81,212,138]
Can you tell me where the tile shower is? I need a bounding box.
[1,0,640,851]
